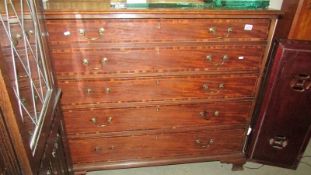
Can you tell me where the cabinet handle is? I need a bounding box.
[199,111,209,119]
[209,26,233,39]
[63,31,71,36]
[290,73,310,92]
[82,58,89,65]
[12,31,33,46]
[214,111,220,117]
[12,33,22,46]
[200,111,220,118]
[202,84,209,91]
[221,55,229,64]
[226,27,233,37]
[203,83,224,91]
[86,88,93,94]
[218,83,225,89]
[269,136,288,150]
[205,55,229,65]
[90,116,112,127]
[195,139,214,148]
[206,55,213,62]
[94,146,102,152]
[101,57,109,65]
[209,27,216,34]
[79,27,105,41]
[105,87,111,94]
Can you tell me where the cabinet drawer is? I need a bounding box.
[47,19,270,44]
[52,44,265,75]
[64,101,252,134]
[59,75,258,105]
[0,20,36,47]
[69,128,245,164]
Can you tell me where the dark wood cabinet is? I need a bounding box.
[247,40,311,169]
[0,0,72,174]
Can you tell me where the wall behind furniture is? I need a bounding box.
[269,0,283,9]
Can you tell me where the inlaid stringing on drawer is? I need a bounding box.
[59,74,258,105]
[51,44,265,75]
[69,128,245,164]
[63,101,253,134]
[46,18,270,44]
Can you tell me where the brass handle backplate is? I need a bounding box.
[290,73,311,92]
[195,138,214,148]
[101,57,109,65]
[105,87,111,94]
[226,27,233,37]
[82,58,89,65]
[202,84,209,91]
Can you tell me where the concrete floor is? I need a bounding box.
[89,141,311,175]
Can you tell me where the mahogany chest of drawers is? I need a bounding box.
[44,3,280,173]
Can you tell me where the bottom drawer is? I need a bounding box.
[69,129,245,164]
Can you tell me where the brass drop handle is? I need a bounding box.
[199,111,209,119]
[206,55,213,62]
[222,55,229,64]
[94,146,102,152]
[90,116,112,127]
[51,142,58,158]
[209,27,216,34]
[20,98,27,105]
[218,83,225,89]
[203,83,224,91]
[82,58,89,65]
[226,27,233,37]
[12,33,22,46]
[51,151,56,158]
[269,136,288,150]
[200,110,219,119]
[195,139,214,148]
[105,87,111,94]
[290,73,311,92]
[79,27,105,41]
[214,110,220,117]
[86,88,93,94]
[205,55,228,65]
[202,84,209,91]
[28,30,34,36]
[63,31,71,36]
[101,57,109,65]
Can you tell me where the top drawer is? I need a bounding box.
[46,19,270,44]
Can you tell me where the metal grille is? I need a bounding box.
[0,0,52,151]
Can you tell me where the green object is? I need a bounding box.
[214,0,270,9]
[125,2,215,9]
[111,0,270,9]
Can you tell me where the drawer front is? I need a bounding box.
[52,45,265,74]
[64,101,252,134]
[59,75,258,105]
[69,129,245,164]
[47,19,270,44]
[0,20,36,47]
